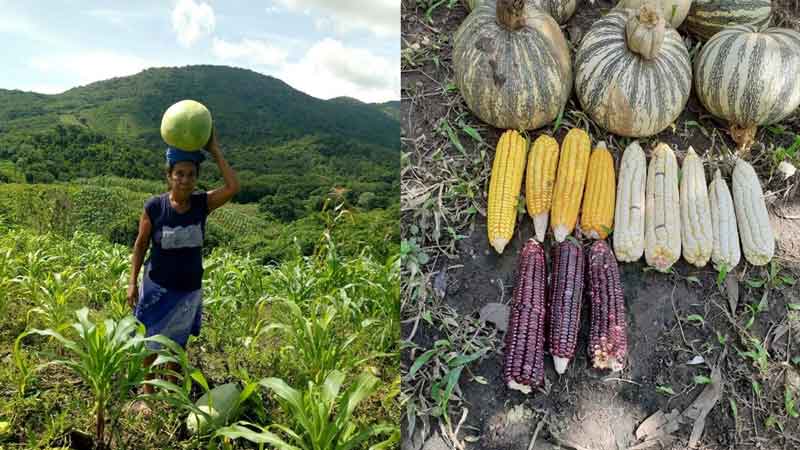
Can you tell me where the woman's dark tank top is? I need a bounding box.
[144,192,209,291]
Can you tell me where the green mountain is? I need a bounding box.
[0,65,398,149]
[0,65,399,216]
[376,100,400,120]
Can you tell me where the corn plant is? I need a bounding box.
[204,252,267,313]
[214,370,398,450]
[27,270,87,332]
[267,258,320,305]
[14,308,154,450]
[138,337,260,440]
[258,297,374,384]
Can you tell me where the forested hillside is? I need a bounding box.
[0,65,399,220]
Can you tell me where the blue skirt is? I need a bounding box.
[134,263,203,350]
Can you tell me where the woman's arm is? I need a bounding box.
[128,210,152,309]
[206,128,240,213]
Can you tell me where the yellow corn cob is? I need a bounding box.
[581,141,616,239]
[645,143,681,272]
[526,134,560,242]
[551,128,591,242]
[488,130,528,253]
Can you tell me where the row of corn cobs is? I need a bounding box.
[488,128,775,271]
[503,238,627,393]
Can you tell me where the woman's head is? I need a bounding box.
[165,161,200,193]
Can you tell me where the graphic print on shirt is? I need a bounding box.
[161,224,203,249]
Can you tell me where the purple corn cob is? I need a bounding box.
[503,239,547,393]
[587,240,627,372]
[548,240,585,374]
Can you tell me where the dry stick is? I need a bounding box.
[526,412,549,450]
[603,377,642,386]
[670,284,697,354]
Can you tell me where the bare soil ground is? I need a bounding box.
[401,1,800,449]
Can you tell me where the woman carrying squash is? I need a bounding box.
[127,128,240,413]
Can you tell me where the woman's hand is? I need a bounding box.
[127,282,139,309]
[206,126,241,212]
[205,127,220,155]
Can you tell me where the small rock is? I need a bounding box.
[687,355,705,365]
[779,161,797,180]
[433,270,448,299]
[421,432,450,450]
[480,302,510,331]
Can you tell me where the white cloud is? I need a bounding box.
[28,51,159,86]
[276,38,399,102]
[212,37,288,66]
[273,0,398,38]
[171,0,215,47]
[265,6,281,14]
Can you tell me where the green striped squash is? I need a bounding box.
[454,0,572,130]
[685,0,771,40]
[574,6,691,137]
[617,0,691,28]
[694,26,800,143]
[464,0,576,24]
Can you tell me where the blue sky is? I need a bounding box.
[0,0,399,103]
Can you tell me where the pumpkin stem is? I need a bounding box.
[638,4,660,27]
[731,124,757,158]
[626,5,666,60]
[497,0,526,31]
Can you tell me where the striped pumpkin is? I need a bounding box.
[574,6,691,137]
[453,0,572,130]
[694,26,800,150]
[685,0,771,41]
[617,0,692,28]
[464,0,577,24]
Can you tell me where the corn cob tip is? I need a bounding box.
[591,329,626,372]
[553,225,569,242]
[714,168,722,180]
[687,145,697,157]
[491,238,510,254]
[648,250,676,272]
[533,213,549,242]
[507,379,534,394]
[553,356,570,374]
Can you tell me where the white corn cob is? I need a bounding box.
[709,169,741,270]
[613,141,646,262]
[732,159,774,266]
[645,143,681,272]
[679,147,713,267]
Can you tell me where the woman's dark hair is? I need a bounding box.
[164,161,201,176]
